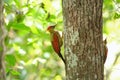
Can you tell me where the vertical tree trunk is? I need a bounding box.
[62,0,104,80]
[0,0,6,79]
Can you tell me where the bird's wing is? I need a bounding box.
[103,39,108,63]
[51,32,60,54]
[55,31,63,47]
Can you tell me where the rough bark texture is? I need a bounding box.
[0,0,6,79]
[62,0,103,80]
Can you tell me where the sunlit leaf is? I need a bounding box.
[14,0,20,7]
[12,23,30,31]
[30,26,39,34]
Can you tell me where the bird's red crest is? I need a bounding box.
[47,26,52,31]
[47,25,56,31]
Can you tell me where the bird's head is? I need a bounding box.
[47,25,56,32]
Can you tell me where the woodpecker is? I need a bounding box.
[103,39,108,64]
[47,25,65,64]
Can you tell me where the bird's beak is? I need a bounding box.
[53,24,57,29]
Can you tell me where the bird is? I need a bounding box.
[103,38,108,64]
[47,25,65,64]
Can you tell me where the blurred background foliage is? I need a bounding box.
[3,0,120,80]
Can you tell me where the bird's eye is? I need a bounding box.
[47,26,51,31]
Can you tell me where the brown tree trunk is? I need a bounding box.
[62,0,104,80]
[0,0,6,80]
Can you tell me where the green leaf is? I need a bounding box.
[6,68,12,76]
[5,54,16,66]
[11,70,20,76]
[14,0,20,7]
[4,0,13,4]
[114,13,120,19]
[12,23,30,31]
[0,46,2,51]
[30,26,39,34]
[16,12,25,23]
[116,0,120,3]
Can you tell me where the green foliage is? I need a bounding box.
[5,0,64,80]
[114,12,120,19]
[4,0,120,80]
[6,54,16,66]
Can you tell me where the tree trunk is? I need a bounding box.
[0,0,6,79]
[62,0,104,80]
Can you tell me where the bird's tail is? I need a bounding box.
[58,52,66,64]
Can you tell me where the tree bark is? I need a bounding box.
[62,0,104,80]
[0,0,6,79]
